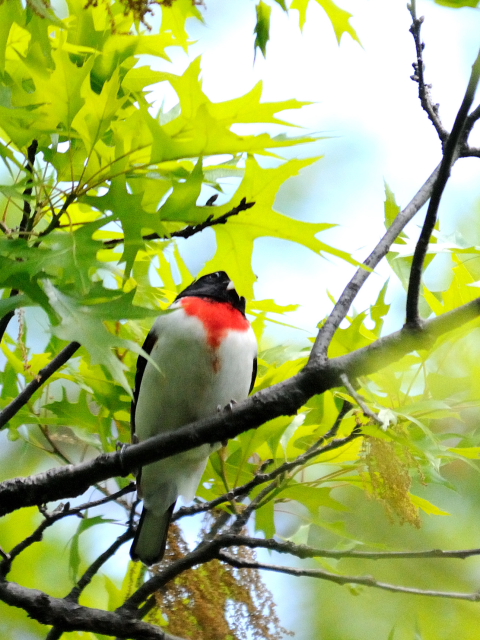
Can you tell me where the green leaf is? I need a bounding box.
[254,1,272,58]
[370,281,390,337]
[315,0,360,43]
[384,181,407,243]
[204,156,362,299]
[42,281,145,393]
[409,494,450,516]
[292,0,360,43]
[45,389,110,448]
[434,0,480,6]
[280,483,349,513]
[255,497,276,537]
[69,515,115,582]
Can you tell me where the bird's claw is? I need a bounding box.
[116,442,130,476]
[217,399,237,413]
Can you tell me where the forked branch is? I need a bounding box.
[405,47,480,326]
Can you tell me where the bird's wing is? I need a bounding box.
[249,356,257,394]
[131,327,158,441]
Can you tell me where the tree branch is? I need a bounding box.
[0,341,80,430]
[0,578,186,639]
[214,533,480,561]
[309,162,442,363]
[38,191,78,238]
[119,541,222,614]
[405,47,480,326]
[173,402,353,522]
[1,295,480,517]
[103,198,255,248]
[0,289,20,344]
[45,528,136,640]
[408,2,447,145]
[0,141,38,343]
[1,484,135,576]
[217,551,480,602]
[19,140,38,233]
[340,373,382,426]
[119,531,480,617]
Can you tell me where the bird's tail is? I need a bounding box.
[130,502,175,565]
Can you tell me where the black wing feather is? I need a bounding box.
[249,356,257,395]
[131,328,158,440]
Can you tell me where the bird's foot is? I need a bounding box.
[225,399,237,412]
[217,399,237,414]
[116,441,131,476]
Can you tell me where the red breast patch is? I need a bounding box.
[180,297,250,349]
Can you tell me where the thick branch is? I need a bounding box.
[0,341,80,430]
[1,296,479,517]
[217,551,480,602]
[0,578,184,640]
[405,47,480,326]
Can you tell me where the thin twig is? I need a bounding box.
[0,341,80,430]
[406,47,480,326]
[46,528,136,640]
[217,551,480,602]
[462,103,480,154]
[19,140,38,232]
[1,484,135,576]
[309,162,442,363]
[103,197,255,248]
[408,2,447,144]
[38,191,77,238]
[214,533,480,561]
[0,143,38,342]
[119,541,221,614]
[340,373,382,425]
[230,478,280,534]
[174,427,359,522]
[0,289,20,344]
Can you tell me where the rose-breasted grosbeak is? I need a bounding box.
[130,271,258,565]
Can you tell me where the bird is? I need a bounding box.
[130,271,258,565]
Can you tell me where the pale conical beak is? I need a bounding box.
[226,280,235,291]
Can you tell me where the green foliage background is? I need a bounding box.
[0,0,480,639]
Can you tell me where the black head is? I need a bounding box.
[175,271,246,315]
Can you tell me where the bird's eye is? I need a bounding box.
[209,272,221,279]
